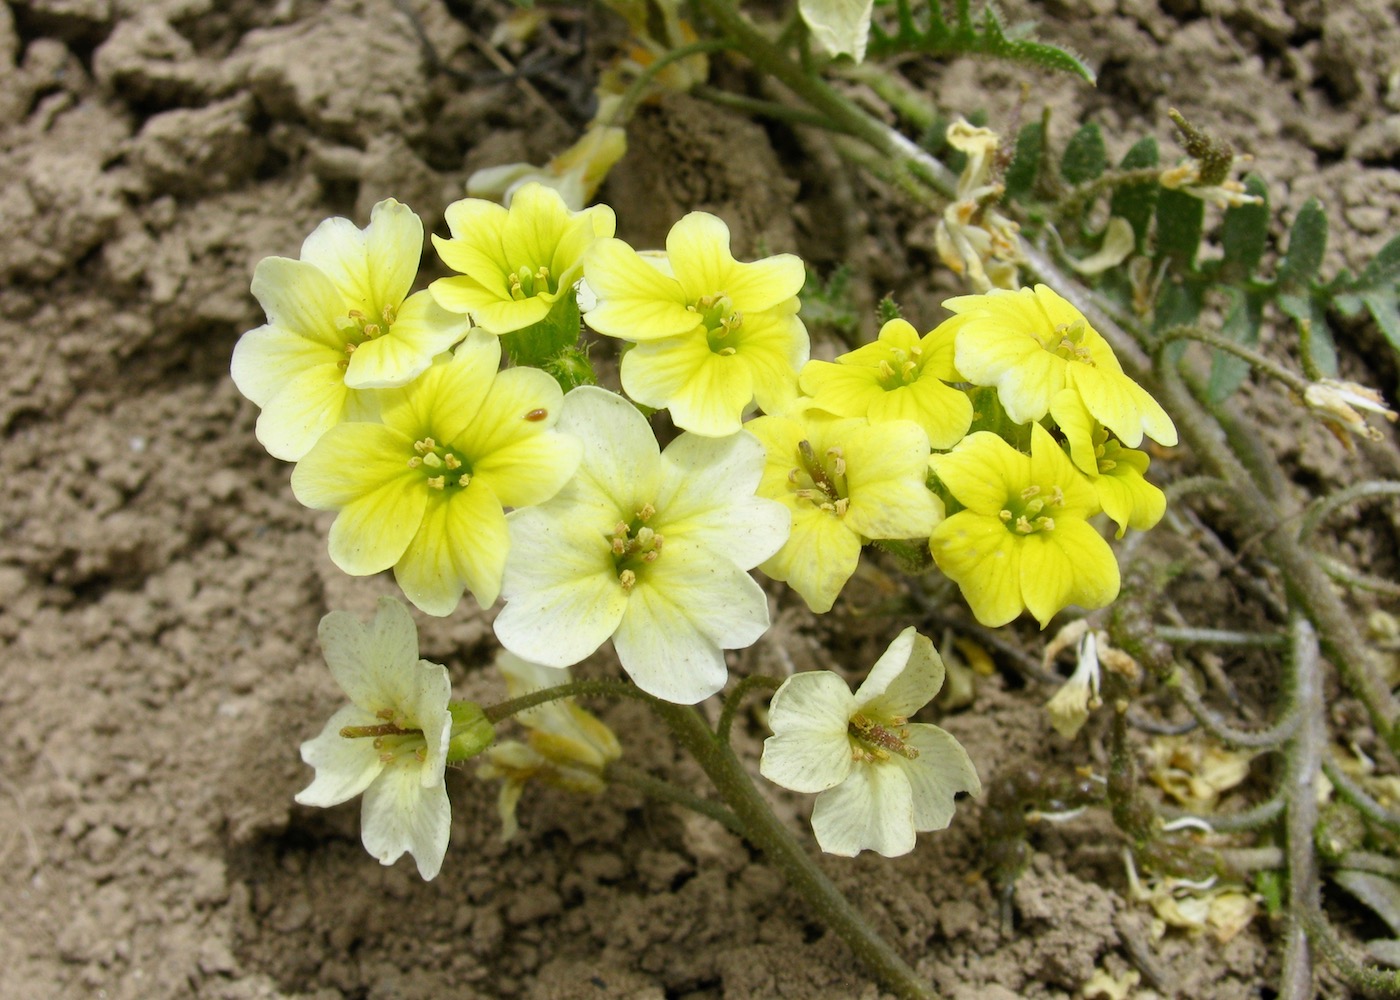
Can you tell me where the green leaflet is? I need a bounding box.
[867,0,1095,82]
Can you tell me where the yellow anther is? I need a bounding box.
[443,454,461,470]
[1020,484,1041,501]
[407,456,422,468]
[426,476,446,490]
[619,569,637,592]
[999,509,1013,522]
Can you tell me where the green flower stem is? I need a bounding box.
[717,674,782,745]
[1321,759,1400,836]
[1315,554,1400,598]
[1298,480,1400,543]
[1161,796,1284,833]
[482,678,655,725]
[652,700,939,1000]
[1166,664,1300,749]
[607,761,746,838]
[1156,324,1310,398]
[607,39,736,127]
[690,84,842,129]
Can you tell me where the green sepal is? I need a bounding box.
[1060,122,1106,185]
[1218,174,1270,281]
[1004,120,1044,202]
[500,290,583,371]
[1109,137,1159,250]
[1154,186,1205,270]
[544,344,598,392]
[963,385,1027,447]
[876,294,904,324]
[1277,198,1328,289]
[446,701,495,763]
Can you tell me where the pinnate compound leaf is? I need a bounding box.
[1219,174,1270,280]
[1060,122,1106,185]
[868,1,1095,83]
[1109,137,1159,250]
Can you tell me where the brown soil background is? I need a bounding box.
[3,0,1400,997]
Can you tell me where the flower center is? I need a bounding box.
[508,264,557,301]
[848,712,919,764]
[999,483,1066,534]
[786,440,850,517]
[337,304,398,367]
[610,502,664,592]
[692,293,743,356]
[407,437,472,492]
[876,347,921,390]
[1049,318,1095,366]
[340,709,428,765]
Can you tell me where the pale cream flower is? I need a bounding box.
[759,628,980,857]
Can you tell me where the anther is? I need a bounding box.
[444,454,461,470]
[619,569,637,592]
[427,476,446,490]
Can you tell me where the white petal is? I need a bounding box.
[654,430,790,568]
[611,578,729,704]
[760,672,855,794]
[898,724,981,832]
[295,704,384,807]
[810,763,916,858]
[558,387,663,510]
[853,628,945,721]
[317,597,420,712]
[360,759,452,880]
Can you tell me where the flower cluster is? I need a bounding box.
[235,181,1176,879]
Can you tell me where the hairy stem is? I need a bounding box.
[654,701,939,1000]
[608,761,746,838]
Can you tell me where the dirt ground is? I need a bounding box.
[3,0,1399,997]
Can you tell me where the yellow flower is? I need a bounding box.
[798,318,972,449]
[231,199,471,461]
[430,182,615,334]
[1050,389,1166,538]
[290,332,580,616]
[583,213,808,435]
[946,284,1177,449]
[747,408,943,613]
[930,423,1119,628]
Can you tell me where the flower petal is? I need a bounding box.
[760,672,855,793]
[853,627,944,720]
[930,510,1024,627]
[930,432,1022,516]
[360,758,451,880]
[496,507,627,667]
[317,596,421,710]
[231,322,340,408]
[295,704,384,807]
[666,212,804,313]
[582,238,696,341]
[898,723,981,831]
[761,504,862,614]
[344,291,470,389]
[395,484,509,614]
[253,360,355,462]
[621,331,754,436]
[810,762,916,857]
[251,256,348,350]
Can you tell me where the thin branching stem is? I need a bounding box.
[1281,617,1322,1000]
[717,674,783,746]
[607,40,735,126]
[607,761,746,838]
[1155,626,1288,649]
[1167,664,1299,749]
[1157,324,1311,397]
[1162,796,1285,833]
[1322,759,1400,836]
[1298,480,1400,543]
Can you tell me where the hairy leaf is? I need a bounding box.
[1278,198,1328,288]
[1219,174,1270,281]
[1004,121,1044,201]
[1335,234,1400,352]
[868,1,1095,82]
[1109,137,1159,250]
[1155,186,1205,270]
[1060,122,1106,185]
